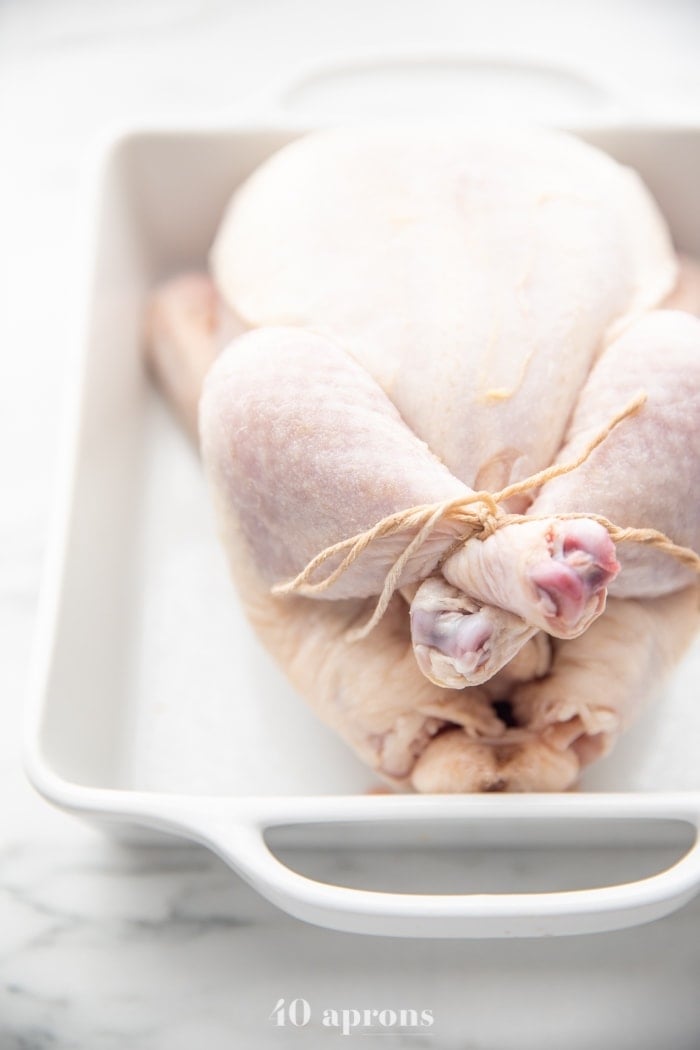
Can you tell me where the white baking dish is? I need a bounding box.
[23,60,700,937]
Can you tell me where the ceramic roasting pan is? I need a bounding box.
[25,57,700,937]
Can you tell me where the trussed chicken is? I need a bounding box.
[147,127,700,792]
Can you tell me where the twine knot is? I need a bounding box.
[470,503,503,541]
[271,391,700,641]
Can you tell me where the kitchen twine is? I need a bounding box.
[272,392,700,642]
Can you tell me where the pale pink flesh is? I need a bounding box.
[662,253,700,317]
[145,272,246,439]
[529,520,620,631]
[442,517,619,640]
[409,576,538,688]
[412,606,493,672]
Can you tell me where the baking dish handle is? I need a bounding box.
[236,50,631,127]
[162,796,700,938]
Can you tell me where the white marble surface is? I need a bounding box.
[3,1,700,1047]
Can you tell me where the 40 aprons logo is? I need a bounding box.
[270,998,434,1036]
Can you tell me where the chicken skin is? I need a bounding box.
[146,128,700,791]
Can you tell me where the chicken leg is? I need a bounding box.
[529,309,700,597]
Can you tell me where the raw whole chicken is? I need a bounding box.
[147,127,700,792]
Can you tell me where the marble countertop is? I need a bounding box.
[3,1,700,1046]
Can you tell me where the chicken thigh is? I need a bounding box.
[147,127,700,791]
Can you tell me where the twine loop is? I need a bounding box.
[271,391,700,641]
